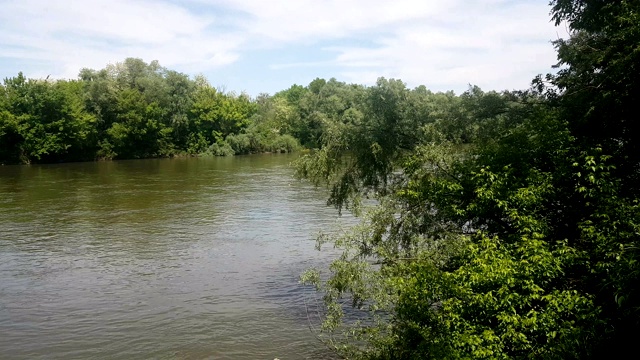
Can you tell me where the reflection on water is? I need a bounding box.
[0,154,349,359]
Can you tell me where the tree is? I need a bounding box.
[547,0,640,353]
[189,84,257,146]
[0,74,96,163]
[105,88,170,159]
[297,1,640,354]
[549,0,640,195]
[299,86,606,358]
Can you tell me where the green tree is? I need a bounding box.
[0,74,96,163]
[547,0,640,353]
[299,90,607,358]
[548,0,640,195]
[105,88,169,159]
[297,2,640,352]
[190,83,256,145]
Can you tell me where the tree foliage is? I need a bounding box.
[297,1,640,358]
[0,59,295,164]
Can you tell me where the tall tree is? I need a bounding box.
[297,2,640,358]
[549,0,640,195]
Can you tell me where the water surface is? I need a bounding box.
[0,154,347,359]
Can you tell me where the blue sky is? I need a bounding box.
[0,0,562,96]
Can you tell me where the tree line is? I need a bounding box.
[1,59,505,165]
[2,58,498,165]
[1,59,274,164]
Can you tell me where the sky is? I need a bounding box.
[0,0,563,96]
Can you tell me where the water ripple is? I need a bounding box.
[0,155,349,359]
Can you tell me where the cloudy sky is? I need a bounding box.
[0,0,562,95]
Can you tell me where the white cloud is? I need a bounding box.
[213,0,456,43]
[251,0,561,91]
[0,0,561,92]
[213,0,561,91]
[0,0,241,78]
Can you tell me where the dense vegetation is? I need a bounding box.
[1,0,638,358]
[297,0,640,359]
[0,59,305,164]
[0,63,489,165]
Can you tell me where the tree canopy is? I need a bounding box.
[297,1,640,358]
[0,59,301,164]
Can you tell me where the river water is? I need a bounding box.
[0,154,349,359]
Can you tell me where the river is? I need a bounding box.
[0,154,350,359]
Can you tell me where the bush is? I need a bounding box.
[205,141,235,156]
[271,134,301,153]
[226,133,252,154]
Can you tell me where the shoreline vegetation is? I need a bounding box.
[2,0,639,358]
[0,60,306,165]
[1,59,525,167]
